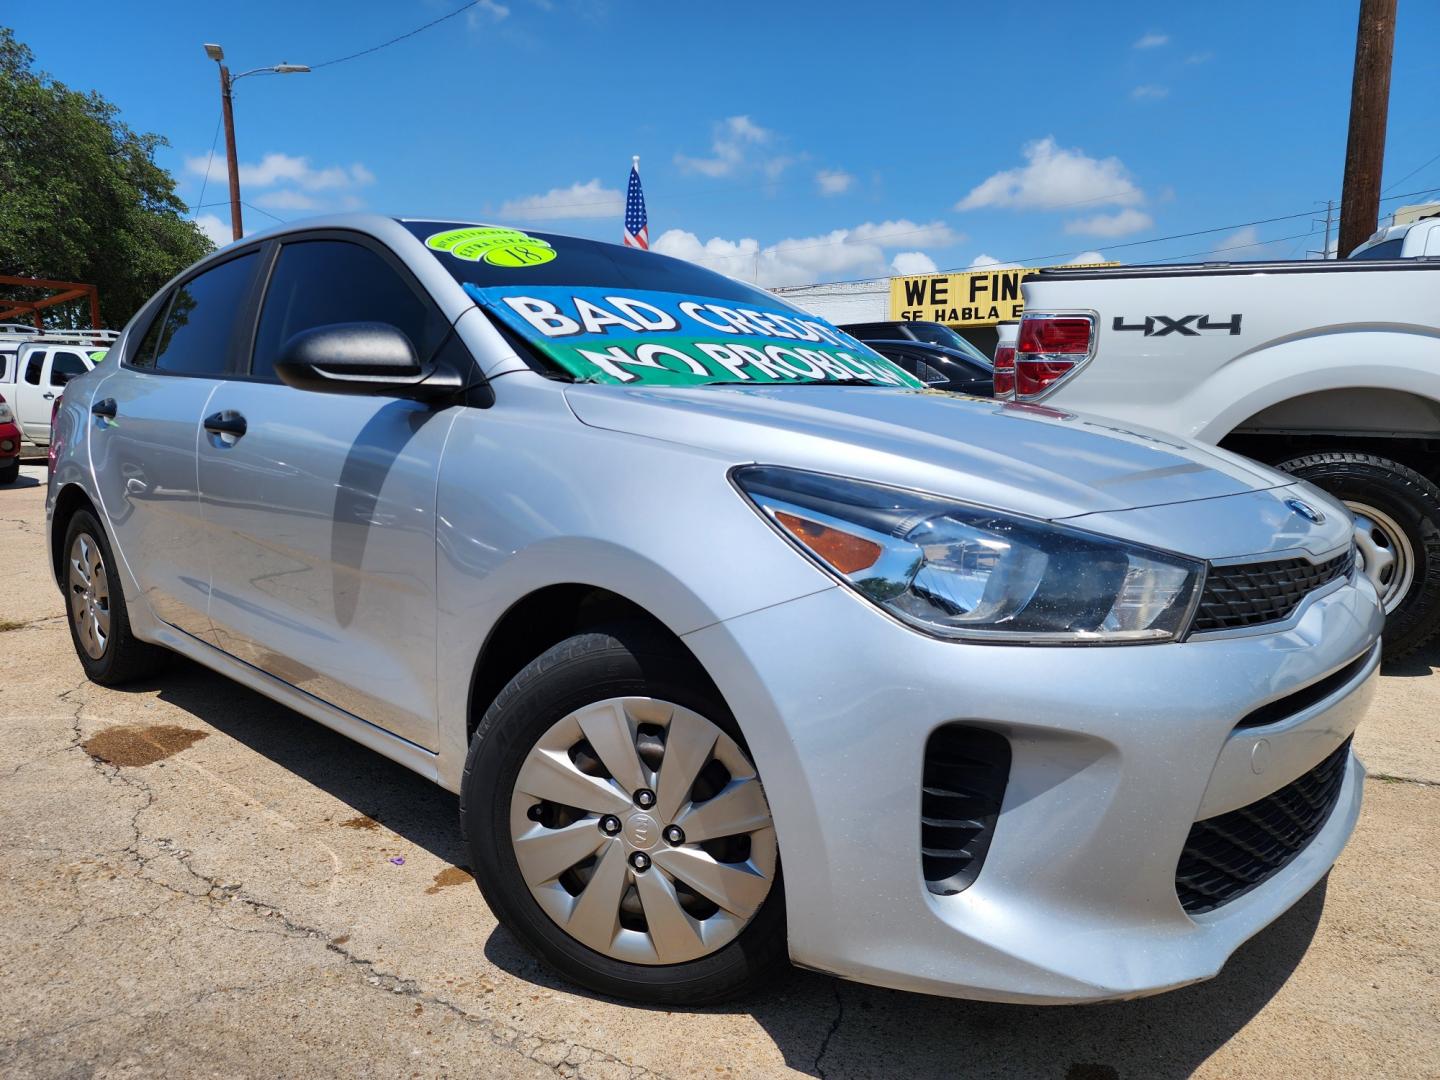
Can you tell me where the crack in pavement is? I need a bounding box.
[35,683,670,1080]
[812,980,845,1079]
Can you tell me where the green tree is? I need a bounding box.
[0,27,212,329]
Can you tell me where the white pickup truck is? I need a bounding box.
[0,331,116,445]
[1011,230,1440,658]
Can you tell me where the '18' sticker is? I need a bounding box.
[425,227,556,268]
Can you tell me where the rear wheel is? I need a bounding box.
[63,510,168,684]
[1275,452,1440,659]
[461,624,787,1004]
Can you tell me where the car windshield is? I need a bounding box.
[403,221,922,390]
[904,322,991,363]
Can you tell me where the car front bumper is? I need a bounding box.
[684,571,1383,1003]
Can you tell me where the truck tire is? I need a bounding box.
[1275,452,1440,660]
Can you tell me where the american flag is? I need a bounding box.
[623,156,648,250]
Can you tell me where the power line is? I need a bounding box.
[1382,149,1440,195]
[310,1,482,70]
[189,112,223,214]
[768,186,1440,290]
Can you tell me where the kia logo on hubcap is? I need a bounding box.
[1285,498,1325,524]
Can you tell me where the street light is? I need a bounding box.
[202,43,310,241]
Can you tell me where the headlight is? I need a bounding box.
[0,402,12,423]
[733,466,1203,644]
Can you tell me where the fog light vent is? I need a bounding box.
[921,725,1010,896]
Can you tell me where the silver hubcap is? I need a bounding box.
[509,697,776,965]
[67,533,110,660]
[1347,501,1413,614]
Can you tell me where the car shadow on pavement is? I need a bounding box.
[136,656,469,868]
[481,879,1327,1080]
[1380,636,1440,677]
[1,473,42,488]
[131,657,1328,1080]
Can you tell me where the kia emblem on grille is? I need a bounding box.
[1285,498,1325,524]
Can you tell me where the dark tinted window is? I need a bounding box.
[23,353,43,385]
[150,253,258,375]
[129,297,172,369]
[50,350,88,385]
[1349,237,1404,260]
[252,240,443,380]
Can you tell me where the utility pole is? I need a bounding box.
[216,60,243,241]
[203,44,310,243]
[1337,0,1397,258]
[1309,200,1336,259]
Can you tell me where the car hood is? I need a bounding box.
[563,384,1294,522]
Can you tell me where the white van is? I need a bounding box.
[0,331,117,445]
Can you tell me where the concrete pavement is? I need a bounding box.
[2,461,1437,1078]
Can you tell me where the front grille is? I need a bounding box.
[921,726,1010,896]
[1191,549,1353,633]
[1175,738,1351,914]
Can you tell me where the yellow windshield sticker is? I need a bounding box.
[425,227,557,268]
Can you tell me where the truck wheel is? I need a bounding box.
[0,458,18,485]
[1275,452,1440,660]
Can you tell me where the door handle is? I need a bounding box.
[203,411,248,438]
[91,398,117,419]
[42,391,55,400]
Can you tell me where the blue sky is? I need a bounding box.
[11,1,1440,285]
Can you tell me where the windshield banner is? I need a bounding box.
[466,284,923,388]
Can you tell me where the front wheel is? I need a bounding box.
[1275,452,1440,659]
[0,458,18,485]
[461,624,787,1004]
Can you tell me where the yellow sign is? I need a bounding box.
[888,264,1116,326]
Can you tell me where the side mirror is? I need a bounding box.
[274,322,459,399]
[53,370,78,387]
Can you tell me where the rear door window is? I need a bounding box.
[251,239,444,380]
[23,351,44,385]
[149,252,259,376]
[50,350,88,386]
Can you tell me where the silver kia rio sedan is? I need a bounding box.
[48,215,1384,1005]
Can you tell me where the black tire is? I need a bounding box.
[0,458,18,485]
[62,509,169,685]
[1275,452,1440,659]
[461,623,789,1005]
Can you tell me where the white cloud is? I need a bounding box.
[498,178,622,220]
[816,169,854,196]
[186,152,375,192]
[1186,51,1214,64]
[969,253,1022,269]
[652,218,959,288]
[890,251,937,275]
[185,151,375,217]
[956,137,1143,212]
[1216,226,1260,254]
[1064,208,1153,237]
[675,115,786,178]
[1063,250,1107,265]
[469,0,510,24]
[1131,84,1169,101]
[1134,32,1169,48]
[193,214,232,246]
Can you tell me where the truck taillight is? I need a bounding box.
[1015,314,1096,399]
[992,345,1015,397]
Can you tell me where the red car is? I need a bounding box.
[0,391,20,484]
